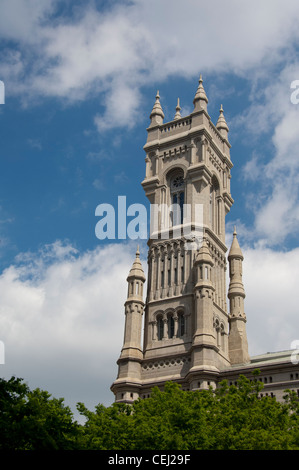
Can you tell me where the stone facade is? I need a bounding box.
[111,77,299,403]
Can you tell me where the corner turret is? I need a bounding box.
[110,247,146,403]
[228,228,250,365]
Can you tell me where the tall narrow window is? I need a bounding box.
[168,316,174,338]
[178,312,185,337]
[157,316,164,340]
[168,267,171,286]
[210,176,220,234]
[170,173,185,225]
[209,186,213,227]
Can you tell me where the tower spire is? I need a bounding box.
[216,104,229,139]
[127,245,145,283]
[174,98,182,120]
[228,226,243,259]
[193,74,208,112]
[149,90,164,127]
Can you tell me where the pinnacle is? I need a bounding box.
[193,74,208,106]
[195,238,214,266]
[150,90,164,119]
[127,247,146,281]
[216,104,229,132]
[228,227,243,260]
[174,98,182,120]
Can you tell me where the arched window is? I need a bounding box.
[170,173,185,225]
[157,316,164,340]
[209,176,220,234]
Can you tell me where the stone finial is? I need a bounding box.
[149,90,164,127]
[216,104,229,138]
[228,227,243,260]
[174,98,182,120]
[127,246,146,281]
[193,74,208,112]
[195,238,214,266]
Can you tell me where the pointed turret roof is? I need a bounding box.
[174,98,182,120]
[150,90,164,120]
[193,75,208,111]
[127,246,146,281]
[228,227,243,260]
[216,104,229,133]
[195,238,214,266]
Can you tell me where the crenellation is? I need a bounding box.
[160,117,192,136]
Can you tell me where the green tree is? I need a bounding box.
[78,372,299,450]
[207,374,298,450]
[77,401,133,450]
[2,373,299,450]
[0,376,79,449]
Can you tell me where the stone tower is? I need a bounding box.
[111,77,250,403]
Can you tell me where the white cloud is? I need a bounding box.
[2,0,299,127]
[243,245,299,357]
[0,0,56,43]
[0,240,147,419]
[235,63,299,246]
[94,80,143,131]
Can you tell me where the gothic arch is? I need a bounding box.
[211,174,220,192]
[153,310,164,320]
[161,164,187,186]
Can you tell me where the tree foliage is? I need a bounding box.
[77,372,299,450]
[1,372,299,450]
[0,376,79,449]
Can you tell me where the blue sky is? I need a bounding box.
[0,0,299,419]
